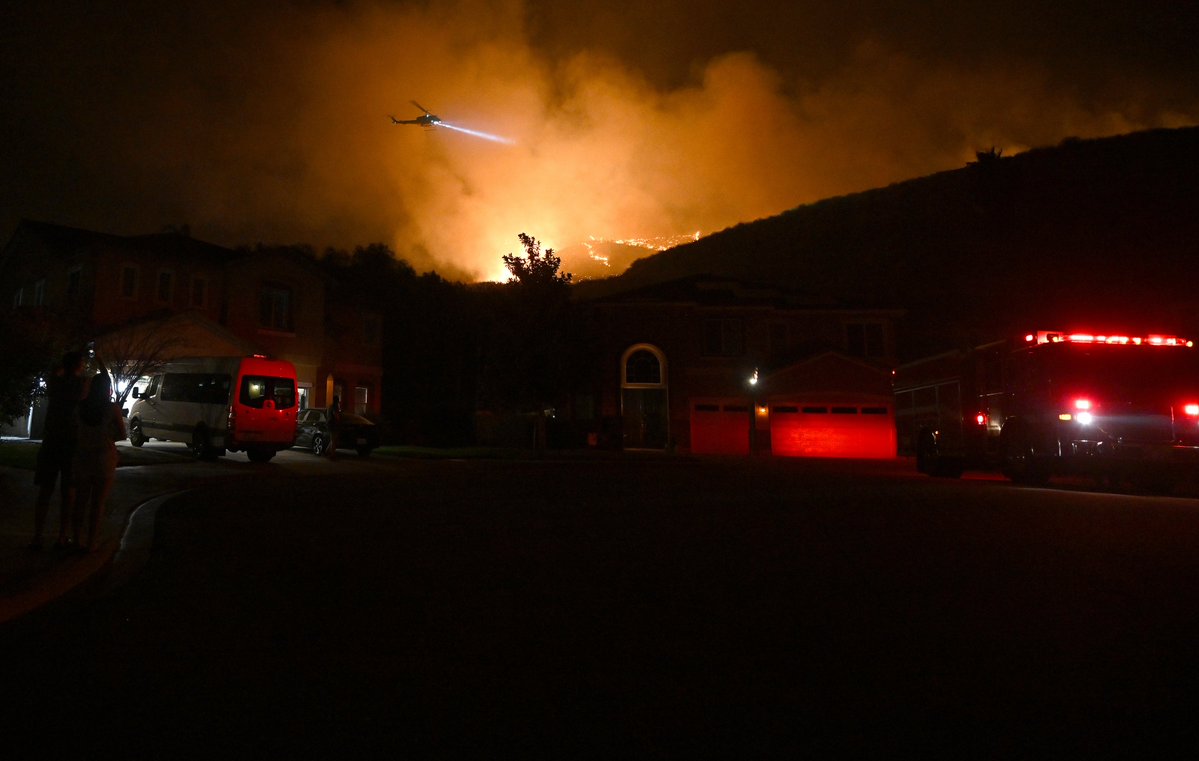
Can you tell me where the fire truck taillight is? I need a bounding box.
[1074,399,1094,425]
[1185,403,1199,417]
[1060,398,1094,425]
[975,412,987,426]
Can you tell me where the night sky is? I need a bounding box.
[2,0,1196,280]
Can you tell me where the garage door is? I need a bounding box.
[690,402,750,455]
[770,402,895,459]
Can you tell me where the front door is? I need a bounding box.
[622,388,669,449]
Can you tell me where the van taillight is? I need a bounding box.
[975,412,987,426]
[1185,403,1199,417]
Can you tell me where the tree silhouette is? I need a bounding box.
[0,310,64,429]
[502,233,572,287]
[93,314,188,405]
[972,146,1004,164]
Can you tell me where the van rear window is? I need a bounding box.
[161,373,231,404]
[239,376,296,409]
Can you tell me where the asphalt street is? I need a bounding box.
[4,454,1199,756]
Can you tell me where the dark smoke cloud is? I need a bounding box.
[2,0,1196,280]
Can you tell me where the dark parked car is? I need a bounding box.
[294,408,379,457]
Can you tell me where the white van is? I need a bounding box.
[128,355,299,462]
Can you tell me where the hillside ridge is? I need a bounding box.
[575,127,1199,358]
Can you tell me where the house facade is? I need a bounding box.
[587,275,900,458]
[0,220,382,435]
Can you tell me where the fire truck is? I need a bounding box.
[894,330,1199,490]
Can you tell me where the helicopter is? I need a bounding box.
[389,101,441,127]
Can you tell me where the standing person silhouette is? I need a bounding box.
[30,351,87,550]
[72,371,126,552]
[326,394,342,459]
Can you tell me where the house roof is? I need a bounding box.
[6,219,237,262]
[98,310,259,358]
[583,273,861,310]
[762,350,894,399]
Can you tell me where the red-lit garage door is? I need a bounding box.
[770,402,895,459]
[690,401,750,455]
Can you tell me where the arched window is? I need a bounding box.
[624,347,663,386]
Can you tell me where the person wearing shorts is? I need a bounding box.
[30,351,87,550]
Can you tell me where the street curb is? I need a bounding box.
[99,489,187,596]
[0,489,183,625]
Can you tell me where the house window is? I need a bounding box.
[12,286,24,308]
[191,276,207,308]
[702,318,744,357]
[66,267,81,301]
[33,278,46,306]
[259,284,294,331]
[120,265,138,299]
[156,270,174,303]
[354,385,369,415]
[624,348,662,385]
[847,322,885,358]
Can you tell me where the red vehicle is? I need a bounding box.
[894,330,1199,491]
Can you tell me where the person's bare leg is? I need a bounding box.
[86,477,114,551]
[56,484,75,546]
[72,482,88,547]
[31,483,54,548]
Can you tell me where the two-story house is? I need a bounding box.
[0,220,382,434]
[587,275,901,458]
